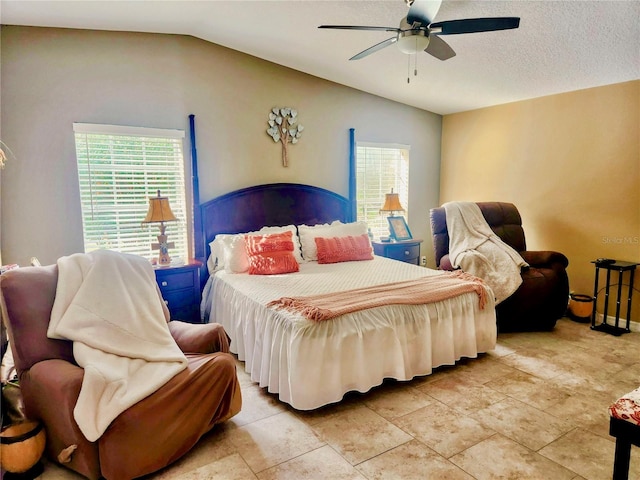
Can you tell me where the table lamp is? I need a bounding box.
[142,190,177,265]
[380,188,405,216]
[380,189,407,241]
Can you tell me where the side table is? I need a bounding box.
[372,239,423,265]
[154,260,202,323]
[590,259,639,336]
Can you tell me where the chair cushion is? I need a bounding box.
[0,265,75,373]
[168,321,231,354]
[610,387,640,427]
[98,352,241,479]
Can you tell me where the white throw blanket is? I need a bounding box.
[47,250,188,442]
[444,202,528,304]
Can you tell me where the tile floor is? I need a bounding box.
[37,318,640,480]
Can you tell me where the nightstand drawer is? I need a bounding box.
[162,288,197,309]
[156,271,195,292]
[154,261,202,323]
[372,239,423,265]
[385,244,420,262]
[161,290,199,323]
[168,304,199,323]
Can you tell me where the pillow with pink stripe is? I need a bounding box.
[245,231,300,275]
[315,234,374,264]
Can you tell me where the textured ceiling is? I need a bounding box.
[2,0,638,115]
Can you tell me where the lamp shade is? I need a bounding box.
[380,190,405,214]
[142,190,177,224]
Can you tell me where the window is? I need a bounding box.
[73,123,189,262]
[356,142,410,239]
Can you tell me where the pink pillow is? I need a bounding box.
[315,234,374,264]
[245,231,299,275]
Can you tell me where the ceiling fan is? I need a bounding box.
[318,0,520,62]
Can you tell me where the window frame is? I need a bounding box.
[355,141,410,240]
[73,122,189,263]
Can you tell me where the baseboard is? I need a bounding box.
[593,312,640,333]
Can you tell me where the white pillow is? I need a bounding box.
[207,234,239,274]
[298,221,369,261]
[207,225,304,274]
[224,235,250,273]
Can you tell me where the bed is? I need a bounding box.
[190,122,496,410]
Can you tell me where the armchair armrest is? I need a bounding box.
[169,321,230,354]
[21,359,100,480]
[438,254,457,271]
[520,250,569,269]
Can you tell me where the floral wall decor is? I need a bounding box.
[0,141,13,169]
[266,107,303,167]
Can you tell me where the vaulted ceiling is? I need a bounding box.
[2,0,638,114]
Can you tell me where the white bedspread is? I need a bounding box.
[444,201,528,304]
[202,256,496,410]
[48,250,188,442]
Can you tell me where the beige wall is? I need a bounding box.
[441,81,640,322]
[0,26,442,266]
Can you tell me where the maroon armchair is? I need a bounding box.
[430,202,569,332]
[0,264,241,480]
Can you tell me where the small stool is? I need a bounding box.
[609,387,640,480]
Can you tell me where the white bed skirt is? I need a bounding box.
[203,258,496,410]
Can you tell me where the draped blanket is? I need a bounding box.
[444,201,528,304]
[267,270,487,321]
[47,250,188,442]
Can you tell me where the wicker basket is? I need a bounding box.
[568,293,594,322]
[0,421,46,473]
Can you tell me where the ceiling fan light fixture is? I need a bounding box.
[396,30,429,54]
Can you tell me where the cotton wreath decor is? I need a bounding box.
[266,107,303,167]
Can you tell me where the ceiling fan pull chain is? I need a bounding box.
[407,55,410,84]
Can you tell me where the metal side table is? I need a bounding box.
[590,259,639,336]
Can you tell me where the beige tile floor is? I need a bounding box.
[37,318,640,480]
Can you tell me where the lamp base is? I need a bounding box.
[157,252,171,266]
[152,234,175,266]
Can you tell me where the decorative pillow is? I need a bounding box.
[208,234,248,274]
[207,234,235,274]
[224,235,250,273]
[254,225,304,264]
[245,231,299,275]
[298,221,369,261]
[315,234,374,264]
[297,222,330,261]
[207,225,304,274]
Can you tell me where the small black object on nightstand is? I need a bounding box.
[595,258,615,265]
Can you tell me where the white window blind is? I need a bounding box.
[356,142,410,240]
[73,123,189,262]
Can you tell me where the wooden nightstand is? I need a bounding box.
[154,260,202,323]
[372,239,423,265]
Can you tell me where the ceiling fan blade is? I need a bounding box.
[425,34,456,61]
[349,36,398,61]
[430,17,520,35]
[319,25,400,33]
[407,0,442,26]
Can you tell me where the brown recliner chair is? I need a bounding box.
[0,264,242,480]
[430,202,569,332]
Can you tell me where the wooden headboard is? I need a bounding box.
[189,117,357,267]
[195,183,354,263]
